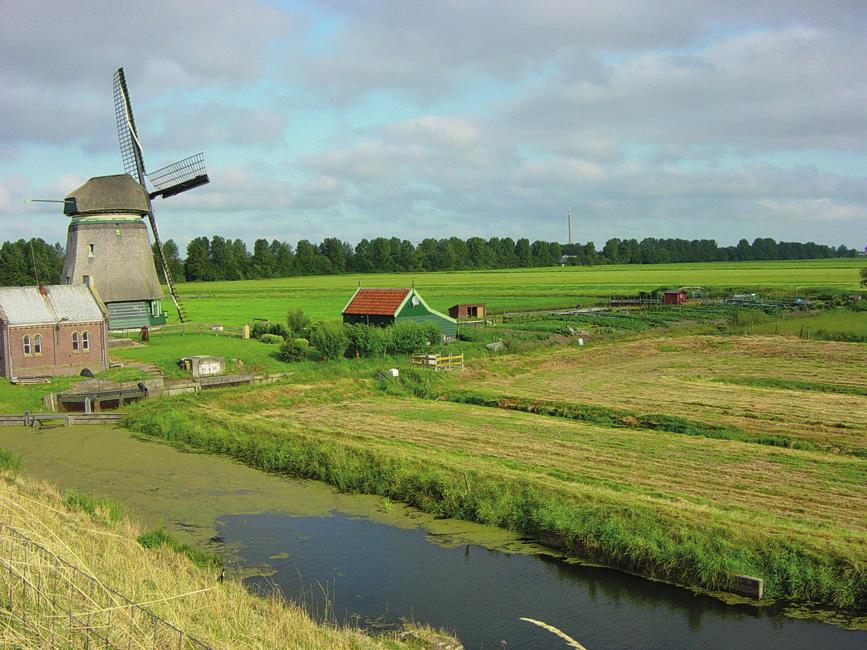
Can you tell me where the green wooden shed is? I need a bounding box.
[342,287,457,337]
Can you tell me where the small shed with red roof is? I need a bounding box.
[342,287,457,337]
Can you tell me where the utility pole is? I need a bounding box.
[567,208,573,246]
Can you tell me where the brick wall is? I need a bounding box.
[2,321,106,378]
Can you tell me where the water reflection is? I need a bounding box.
[220,512,865,650]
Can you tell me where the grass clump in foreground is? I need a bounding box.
[124,383,867,614]
[63,489,125,526]
[0,468,460,649]
[137,528,222,569]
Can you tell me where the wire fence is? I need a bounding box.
[0,524,213,649]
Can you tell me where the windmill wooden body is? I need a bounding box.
[61,67,209,330]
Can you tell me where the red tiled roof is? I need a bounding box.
[343,288,411,316]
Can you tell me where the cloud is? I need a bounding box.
[0,0,295,150]
[2,1,866,248]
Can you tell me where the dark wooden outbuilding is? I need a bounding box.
[663,289,687,305]
[448,303,486,319]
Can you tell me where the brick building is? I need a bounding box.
[0,285,108,379]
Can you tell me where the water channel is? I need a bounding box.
[0,425,862,649]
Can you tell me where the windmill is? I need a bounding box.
[112,66,209,322]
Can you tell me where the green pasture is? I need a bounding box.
[736,308,867,340]
[170,259,864,326]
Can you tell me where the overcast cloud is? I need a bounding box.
[1,0,865,249]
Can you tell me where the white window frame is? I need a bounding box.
[33,334,42,356]
[72,331,80,353]
[82,330,89,352]
[23,335,31,356]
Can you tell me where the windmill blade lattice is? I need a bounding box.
[112,69,146,182]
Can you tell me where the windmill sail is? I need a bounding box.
[111,67,210,324]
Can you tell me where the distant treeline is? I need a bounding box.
[0,235,857,286]
[177,235,859,281]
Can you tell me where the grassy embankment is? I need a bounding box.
[124,332,867,613]
[0,453,458,649]
[170,258,863,325]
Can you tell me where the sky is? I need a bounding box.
[1,0,866,251]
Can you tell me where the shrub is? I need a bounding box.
[286,308,311,338]
[268,322,290,339]
[279,337,307,362]
[294,337,309,348]
[387,321,434,354]
[310,321,349,360]
[251,320,270,339]
[259,333,284,344]
[345,323,389,358]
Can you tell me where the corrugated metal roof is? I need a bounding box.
[0,285,105,326]
[343,288,411,316]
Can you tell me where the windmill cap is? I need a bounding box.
[64,174,149,216]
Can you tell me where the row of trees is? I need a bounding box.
[0,235,857,287]
[177,235,858,281]
[0,239,65,286]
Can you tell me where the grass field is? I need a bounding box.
[0,467,453,649]
[737,309,867,340]
[459,336,867,456]
[124,368,866,611]
[171,259,864,326]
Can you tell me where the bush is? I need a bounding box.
[279,337,307,362]
[387,321,435,354]
[259,333,284,344]
[268,322,290,339]
[251,320,270,339]
[286,308,311,338]
[345,323,389,358]
[310,321,349,360]
[294,337,309,348]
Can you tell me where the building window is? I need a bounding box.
[72,332,79,352]
[23,335,31,356]
[88,243,95,257]
[83,275,90,286]
[33,334,42,355]
[82,331,89,352]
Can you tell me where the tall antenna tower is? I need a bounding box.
[567,208,573,246]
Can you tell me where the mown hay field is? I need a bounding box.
[171,258,863,325]
[462,336,867,455]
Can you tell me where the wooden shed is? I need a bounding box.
[342,287,457,337]
[448,303,486,320]
[663,289,687,305]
